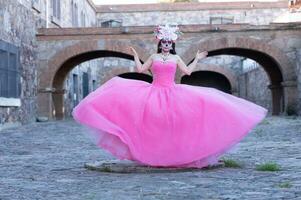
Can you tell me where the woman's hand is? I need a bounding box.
[129,46,139,58]
[195,50,208,60]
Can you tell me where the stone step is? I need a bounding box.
[84,159,225,173]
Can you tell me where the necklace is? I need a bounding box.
[161,52,170,62]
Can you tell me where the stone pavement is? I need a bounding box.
[0,116,301,200]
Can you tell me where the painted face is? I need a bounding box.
[160,39,173,52]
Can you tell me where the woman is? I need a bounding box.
[72,24,268,169]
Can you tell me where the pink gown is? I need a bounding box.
[72,59,268,169]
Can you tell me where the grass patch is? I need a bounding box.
[278,181,292,188]
[101,166,113,172]
[286,105,298,116]
[85,193,96,200]
[254,128,264,137]
[260,119,270,125]
[255,162,281,171]
[221,158,242,168]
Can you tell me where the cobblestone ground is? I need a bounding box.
[1,116,301,200]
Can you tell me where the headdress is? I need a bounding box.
[153,23,183,41]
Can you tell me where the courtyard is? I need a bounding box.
[0,116,301,199]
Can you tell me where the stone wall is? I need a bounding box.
[193,55,272,111]
[53,0,96,27]
[0,0,97,128]
[15,0,96,28]
[297,48,301,115]
[0,0,45,128]
[96,2,288,26]
[238,67,272,111]
[64,59,102,117]
[202,55,243,76]
[93,1,289,115]
[2,0,299,128]
[64,57,135,117]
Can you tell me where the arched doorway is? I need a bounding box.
[181,71,232,94]
[37,40,151,119]
[182,37,298,115]
[52,51,148,119]
[118,72,153,83]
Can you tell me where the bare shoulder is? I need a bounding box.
[174,54,180,58]
[146,53,156,61]
[151,53,161,60]
[150,53,158,59]
[173,54,182,62]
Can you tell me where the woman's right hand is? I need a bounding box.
[129,46,138,57]
[195,50,208,60]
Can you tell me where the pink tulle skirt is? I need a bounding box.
[72,76,268,169]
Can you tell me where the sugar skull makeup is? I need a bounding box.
[160,39,173,52]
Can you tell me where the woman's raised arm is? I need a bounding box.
[176,50,208,75]
[130,46,154,73]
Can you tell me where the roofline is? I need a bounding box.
[95,1,288,13]
[86,0,97,12]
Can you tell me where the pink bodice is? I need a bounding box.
[150,60,177,87]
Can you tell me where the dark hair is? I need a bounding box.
[157,39,177,55]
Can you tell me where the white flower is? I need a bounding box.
[154,23,183,41]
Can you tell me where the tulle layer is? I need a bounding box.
[72,76,268,168]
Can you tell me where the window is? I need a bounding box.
[82,72,89,98]
[71,0,74,25]
[52,0,61,20]
[100,20,122,28]
[209,17,234,25]
[0,40,21,98]
[81,11,86,27]
[73,74,79,106]
[92,80,96,91]
[71,1,79,27]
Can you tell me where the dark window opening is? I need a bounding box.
[100,19,122,28]
[82,72,89,98]
[0,40,21,98]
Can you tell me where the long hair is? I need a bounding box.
[157,39,177,55]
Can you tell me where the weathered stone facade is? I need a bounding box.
[36,24,301,119]
[238,67,272,111]
[0,0,44,128]
[96,2,288,26]
[0,0,97,129]
[64,59,103,117]
[296,48,301,115]
[92,1,300,117]
[1,0,301,129]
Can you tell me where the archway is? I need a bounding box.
[118,72,153,83]
[181,71,232,94]
[180,63,238,94]
[181,37,298,115]
[37,40,151,119]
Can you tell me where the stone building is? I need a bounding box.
[94,0,293,113]
[1,0,301,130]
[0,0,99,129]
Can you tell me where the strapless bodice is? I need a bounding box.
[150,60,177,87]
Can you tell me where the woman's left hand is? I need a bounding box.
[196,50,208,60]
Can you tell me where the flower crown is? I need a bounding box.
[153,24,183,42]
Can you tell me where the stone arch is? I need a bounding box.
[180,63,238,94]
[101,68,153,84]
[37,40,151,119]
[118,72,153,83]
[181,36,298,115]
